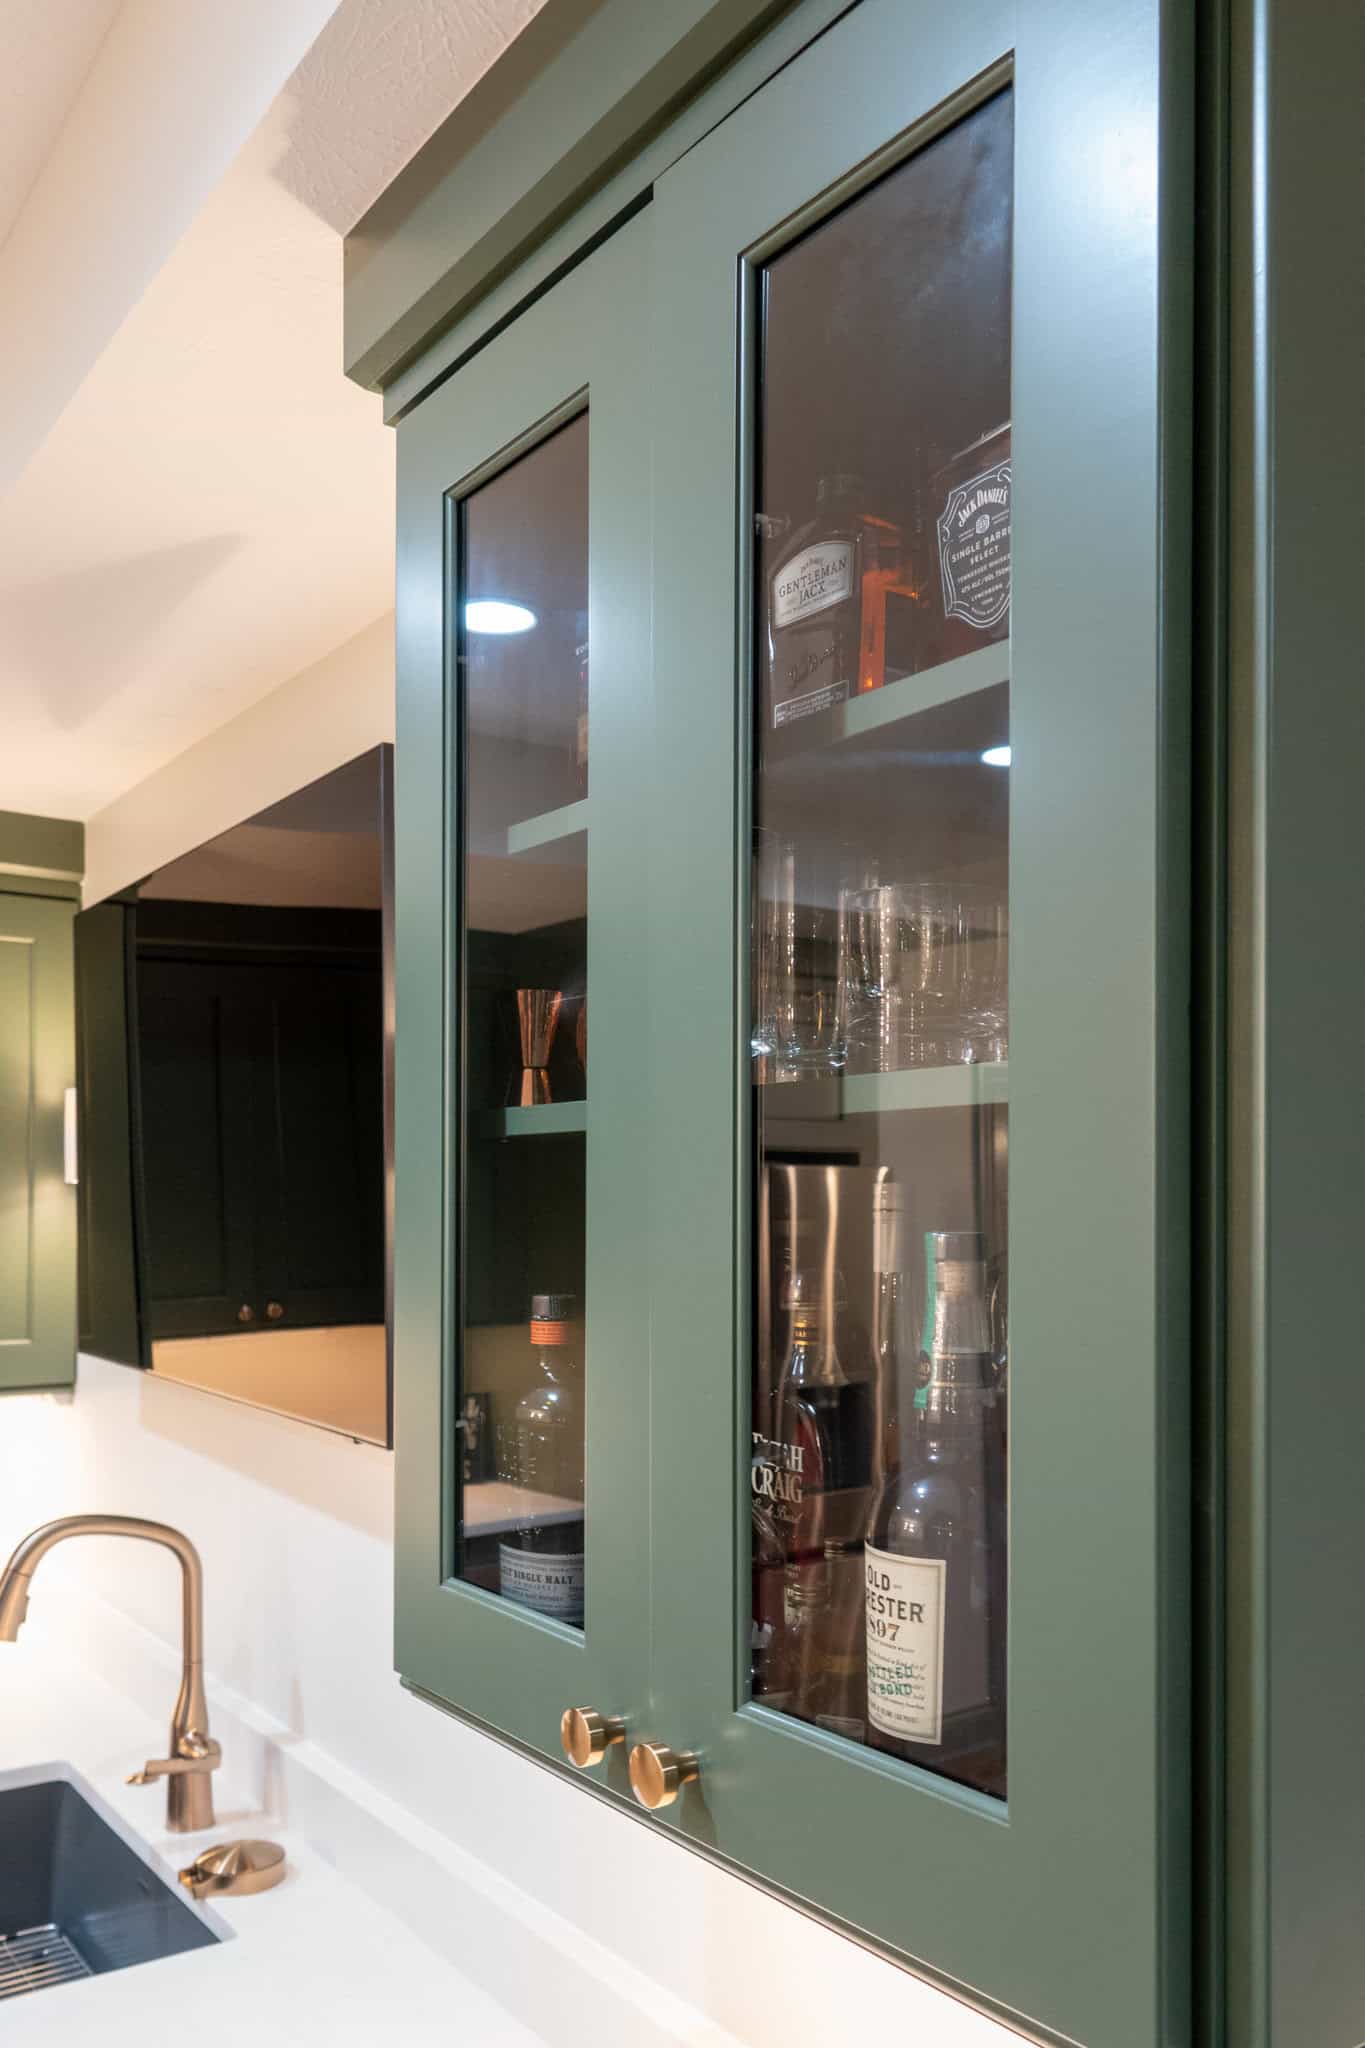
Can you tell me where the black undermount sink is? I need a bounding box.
[0,1771,219,2002]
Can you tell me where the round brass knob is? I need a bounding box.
[266,1301,284,1322]
[236,1304,254,1325]
[560,1707,626,1769]
[628,1742,700,1810]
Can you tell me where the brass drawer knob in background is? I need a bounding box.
[266,1301,284,1322]
[628,1741,700,1810]
[560,1707,626,1769]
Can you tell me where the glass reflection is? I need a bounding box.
[456,413,589,1626]
[749,93,1012,1798]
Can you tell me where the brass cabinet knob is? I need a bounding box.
[237,1304,254,1325]
[560,1707,626,1769]
[266,1301,284,1322]
[628,1741,700,1810]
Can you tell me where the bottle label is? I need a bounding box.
[864,1545,946,1744]
[772,542,853,629]
[937,458,1011,631]
[751,1429,805,1528]
[499,1544,584,1624]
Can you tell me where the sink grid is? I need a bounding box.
[0,1923,95,2001]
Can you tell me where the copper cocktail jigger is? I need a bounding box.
[514,988,563,1105]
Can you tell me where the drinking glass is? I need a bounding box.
[752,832,849,1077]
[955,890,1009,1064]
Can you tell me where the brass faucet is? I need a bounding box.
[0,1515,220,1833]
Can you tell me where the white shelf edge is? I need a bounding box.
[827,641,1009,747]
[495,1101,588,1138]
[840,1061,1008,1114]
[505,797,590,856]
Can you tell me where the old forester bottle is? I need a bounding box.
[864,1230,1005,1784]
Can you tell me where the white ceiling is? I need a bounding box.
[0,2,121,250]
[0,0,546,822]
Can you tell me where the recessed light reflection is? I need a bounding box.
[465,600,536,634]
[981,745,1011,768]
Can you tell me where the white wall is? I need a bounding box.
[82,611,395,907]
[9,639,1022,2047]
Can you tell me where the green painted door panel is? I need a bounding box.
[0,893,77,1392]
[645,2,1192,2044]
[393,211,654,1762]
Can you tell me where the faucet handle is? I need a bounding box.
[128,1733,222,1786]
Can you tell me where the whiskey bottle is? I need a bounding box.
[918,423,1012,672]
[772,1265,874,1559]
[864,1231,1006,1787]
[762,474,907,730]
[871,1177,912,1489]
[498,1293,585,1626]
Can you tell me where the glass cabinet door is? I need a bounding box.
[393,212,653,1763]
[647,4,1189,2044]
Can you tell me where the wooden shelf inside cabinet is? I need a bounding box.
[825,643,1009,749]
[505,799,589,857]
[492,1101,588,1138]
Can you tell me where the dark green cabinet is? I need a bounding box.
[388,2,1188,2039]
[368,0,1365,2038]
[75,901,385,1355]
[0,891,78,1393]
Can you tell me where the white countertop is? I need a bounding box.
[0,1636,545,2046]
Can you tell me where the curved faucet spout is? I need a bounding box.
[0,1515,217,1833]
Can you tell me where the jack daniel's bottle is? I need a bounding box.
[918,423,1012,672]
[864,1231,1005,1789]
[499,1294,585,1626]
[762,475,906,729]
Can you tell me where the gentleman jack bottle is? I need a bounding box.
[762,474,906,729]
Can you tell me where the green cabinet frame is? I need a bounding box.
[390,0,1193,2038]
[645,5,1190,2042]
[0,891,78,1393]
[394,212,655,1755]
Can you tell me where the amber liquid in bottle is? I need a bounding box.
[763,474,911,729]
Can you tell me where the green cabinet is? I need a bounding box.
[386,0,1195,2040]
[0,890,78,1393]
[136,908,385,1340]
[394,209,654,1751]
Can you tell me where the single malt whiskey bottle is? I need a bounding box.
[917,423,1012,673]
[498,1293,585,1626]
[864,1231,1006,1791]
[762,474,907,730]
